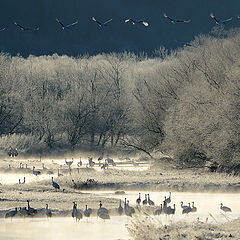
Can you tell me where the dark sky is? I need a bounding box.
[0,0,239,56]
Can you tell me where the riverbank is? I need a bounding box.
[0,165,240,212]
[128,215,240,240]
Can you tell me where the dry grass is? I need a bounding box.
[128,215,240,240]
[0,134,39,152]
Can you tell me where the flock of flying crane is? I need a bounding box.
[0,13,237,34]
[0,12,237,53]
[4,191,232,221]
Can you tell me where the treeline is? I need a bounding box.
[0,52,137,149]
[133,28,240,167]
[1,28,240,167]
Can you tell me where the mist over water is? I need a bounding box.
[86,191,240,223]
[0,156,150,185]
[1,191,240,239]
[0,1,240,240]
[0,217,129,240]
[0,173,55,185]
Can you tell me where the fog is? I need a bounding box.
[1,191,240,239]
[0,217,129,240]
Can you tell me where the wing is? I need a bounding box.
[92,17,102,26]
[65,21,78,28]
[176,19,191,23]
[14,22,25,30]
[221,17,232,23]
[163,13,175,22]
[56,18,65,28]
[175,40,193,47]
[138,20,149,26]
[125,18,135,24]
[210,13,219,23]
[183,43,194,47]
[0,28,6,32]
[103,18,113,25]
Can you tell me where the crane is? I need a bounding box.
[5,208,18,220]
[72,202,83,221]
[117,200,123,215]
[165,192,171,204]
[210,13,232,24]
[27,200,37,215]
[33,166,41,176]
[14,22,39,31]
[125,18,149,26]
[52,177,60,190]
[97,201,110,220]
[142,194,148,205]
[19,207,29,217]
[191,202,197,212]
[56,18,78,30]
[165,204,176,215]
[163,14,191,24]
[92,17,113,27]
[180,201,188,209]
[147,194,154,206]
[84,205,92,218]
[220,203,232,213]
[136,193,141,205]
[182,203,192,214]
[154,204,163,215]
[124,198,133,217]
[46,204,52,218]
[97,201,109,215]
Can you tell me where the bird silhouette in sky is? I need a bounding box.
[175,40,195,47]
[92,17,113,27]
[14,22,39,31]
[163,14,191,23]
[163,13,191,23]
[56,18,78,30]
[125,18,149,26]
[210,13,232,24]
